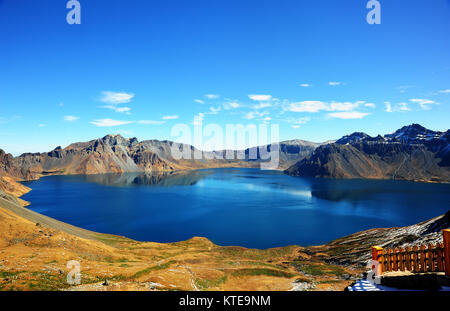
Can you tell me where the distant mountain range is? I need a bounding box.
[1,124,449,200]
[0,134,319,184]
[285,124,450,183]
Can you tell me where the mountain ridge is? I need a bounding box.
[285,124,450,183]
[0,135,321,188]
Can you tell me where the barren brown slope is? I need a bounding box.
[0,197,360,291]
[0,149,33,206]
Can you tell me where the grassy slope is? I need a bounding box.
[0,197,361,291]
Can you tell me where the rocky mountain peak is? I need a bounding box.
[336,132,371,145]
[384,124,443,144]
[100,134,139,148]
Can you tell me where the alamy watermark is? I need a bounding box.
[170,120,280,170]
[366,0,381,25]
[66,0,81,25]
[67,1,380,26]
[366,259,381,285]
[66,260,81,285]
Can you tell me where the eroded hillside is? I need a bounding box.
[0,197,361,291]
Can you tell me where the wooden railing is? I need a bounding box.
[372,229,450,276]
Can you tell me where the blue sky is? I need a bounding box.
[0,0,449,155]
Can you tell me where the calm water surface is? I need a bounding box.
[22,168,450,249]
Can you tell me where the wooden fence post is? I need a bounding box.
[372,246,383,276]
[444,229,450,277]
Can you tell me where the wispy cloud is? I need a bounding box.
[208,106,221,115]
[286,101,361,113]
[223,101,240,110]
[102,105,132,114]
[205,94,220,99]
[385,102,393,112]
[329,102,359,111]
[287,101,328,113]
[386,102,411,112]
[364,103,376,108]
[100,91,135,104]
[398,103,411,111]
[91,119,134,127]
[38,124,46,127]
[409,98,438,110]
[439,89,450,93]
[299,83,312,88]
[328,82,342,86]
[328,112,370,119]
[162,115,179,120]
[244,111,269,120]
[64,115,79,122]
[194,99,205,104]
[138,120,165,125]
[248,94,272,101]
[286,117,311,126]
[253,102,272,109]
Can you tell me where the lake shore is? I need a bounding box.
[0,195,363,291]
[1,170,448,291]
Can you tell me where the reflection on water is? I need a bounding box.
[22,168,450,248]
[307,178,449,202]
[83,170,212,187]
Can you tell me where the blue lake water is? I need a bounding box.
[22,168,450,249]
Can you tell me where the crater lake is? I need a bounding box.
[22,168,450,249]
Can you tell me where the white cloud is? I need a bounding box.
[329,102,359,112]
[244,111,269,120]
[223,101,240,110]
[328,112,370,119]
[439,89,450,93]
[102,105,132,114]
[385,101,412,113]
[364,103,376,108]
[194,99,205,104]
[64,115,79,122]
[299,84,311,88]
[138,120,166,125]
[100,91,135,104]
[287,101,360,113]
[253,102,272,109]
[288,101,328,113]
[286,117,311,125]
[244,112,256,120]
[398,102,411,111]
[162,115,179,120]
[385,102,393,113]
[91,119,134,127]
[205,94,220,99]
[208,106,221,115]
[328,82,342,86]
[409,98,438,110]
[248,94,272,101]
[116,107,131,113]
[38,124,46,127]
